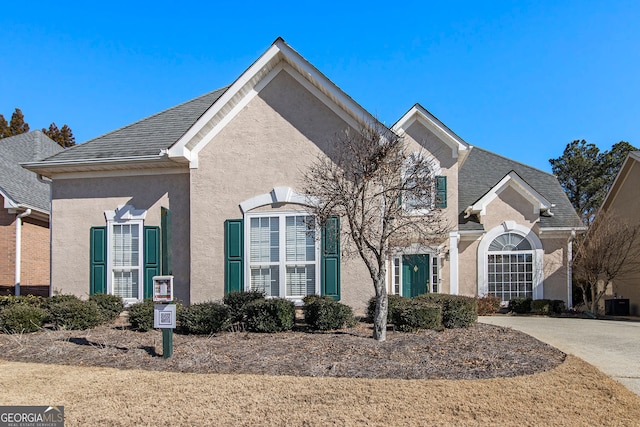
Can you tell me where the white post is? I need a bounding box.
[15,209,32,296]
[567,230,576,309]
[449,231,460,295]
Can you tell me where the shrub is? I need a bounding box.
[366,294,407,323]
[177,302,230,335]
[89,293,125,322]
[0,304,48,333]
[47,298,103,330]
[127,299,155,332]
[476,294,502,316]
[415,294,478,328]
[391,299,442,332]
[303,296,357,331]
[223,290,266,323]
[244,298,295,333]
[0,295,45,309]
[508,297,532,314]
[532,299,566,315]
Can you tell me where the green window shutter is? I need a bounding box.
[435,176,447,208]
[321,216,341,300]
[144,226,160,299]
[89,226,107,295]
[225,219,244,294]
[161,207,172,275]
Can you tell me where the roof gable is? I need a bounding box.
[168,38,380,168]
[392,104,470,158]
[465,171,552,218]
[0,131,63,214]
[601,151,640,212]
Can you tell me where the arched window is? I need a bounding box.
[487,232,534,301]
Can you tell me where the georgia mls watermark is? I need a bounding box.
[0,406,64,427]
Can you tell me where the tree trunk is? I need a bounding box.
[372,276,388,342]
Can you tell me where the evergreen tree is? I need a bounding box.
[0,114,9,138]
[42,122,76,147]
[9,108,29,135]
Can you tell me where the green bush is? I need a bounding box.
[89,293,124,322]
[244,298,295,333]
[303,296,357,331]
[391,299,442,332]
[223,290,266,323]
[476,294,502,316]
[532,299,566,315]
[366,294,407,323]
[127,299,155,332]
[0,304,48,333]
[47,298,103,330]
[0,295,45,309]
[177,302,230,335]
[508,297,532,314]
[415,294,477,328]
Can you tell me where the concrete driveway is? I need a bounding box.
[479,316,640,396]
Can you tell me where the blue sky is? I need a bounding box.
[1,1,638,172]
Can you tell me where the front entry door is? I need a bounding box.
[401,254,430,297]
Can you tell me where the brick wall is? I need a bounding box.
[0,197,51,290]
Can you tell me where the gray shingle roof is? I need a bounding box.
[458,147,583,230]
[0,131,63,212]
[38,87,229,163]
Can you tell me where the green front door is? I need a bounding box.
[402,254,430,298]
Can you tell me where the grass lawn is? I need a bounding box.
[1,355,639,426]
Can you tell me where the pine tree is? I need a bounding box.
[0,114,9,138]
[9,108,29,135]
[42,122,75,147]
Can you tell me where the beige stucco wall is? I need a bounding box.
[604,159,640,315]
[189,69,373,313]
[50,172,191,301]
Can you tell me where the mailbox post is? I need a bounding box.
[153,276,175,358]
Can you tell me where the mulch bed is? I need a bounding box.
[0,320,565,380]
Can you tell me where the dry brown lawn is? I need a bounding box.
[1,322,640,426]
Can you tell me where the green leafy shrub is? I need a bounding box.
[89,293,124,322]
[177,302,230,335]
[0,295,45,309]
[127,299,155,332]
[391,299,442,332]
[508,297,532,314]
[476,294,502,316]
[0,304,48,333]
[366,294,407,323]
[532,299,566,315]
[47,298,103,330]
[303,296,357,330]
[415,294,477,328]
[223,290,266,323]
[244,298,295,333]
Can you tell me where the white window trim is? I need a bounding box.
[104,205,147,305]
[244,210,321,305]
[477,222,544,301]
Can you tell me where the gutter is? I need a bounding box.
[15,209,32,296]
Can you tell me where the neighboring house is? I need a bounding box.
[23,38,582,311]
[598,151,640,315]
[0,131,63,296]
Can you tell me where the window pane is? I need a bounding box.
[250,217,279,262]
[113,270,139,299]
[286,216,315,262]
[286,265,315,297]
[250,266,279,297]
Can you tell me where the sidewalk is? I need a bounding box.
[479,315,640,396]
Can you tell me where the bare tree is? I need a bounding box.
[302,123,448,341]
[573,211,640,314]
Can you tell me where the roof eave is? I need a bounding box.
[22,155,188,177]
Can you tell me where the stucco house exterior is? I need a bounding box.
[1,131,63,296]
[597,151,640,315]
[23,38,582,311]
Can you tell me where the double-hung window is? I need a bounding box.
[247,212,319,300]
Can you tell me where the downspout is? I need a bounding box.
[567,229,576,310]
[15,209,32,296]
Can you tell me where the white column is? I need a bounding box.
[15,209,32,296]
[449,231,460,295]
[567,230,575,309]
